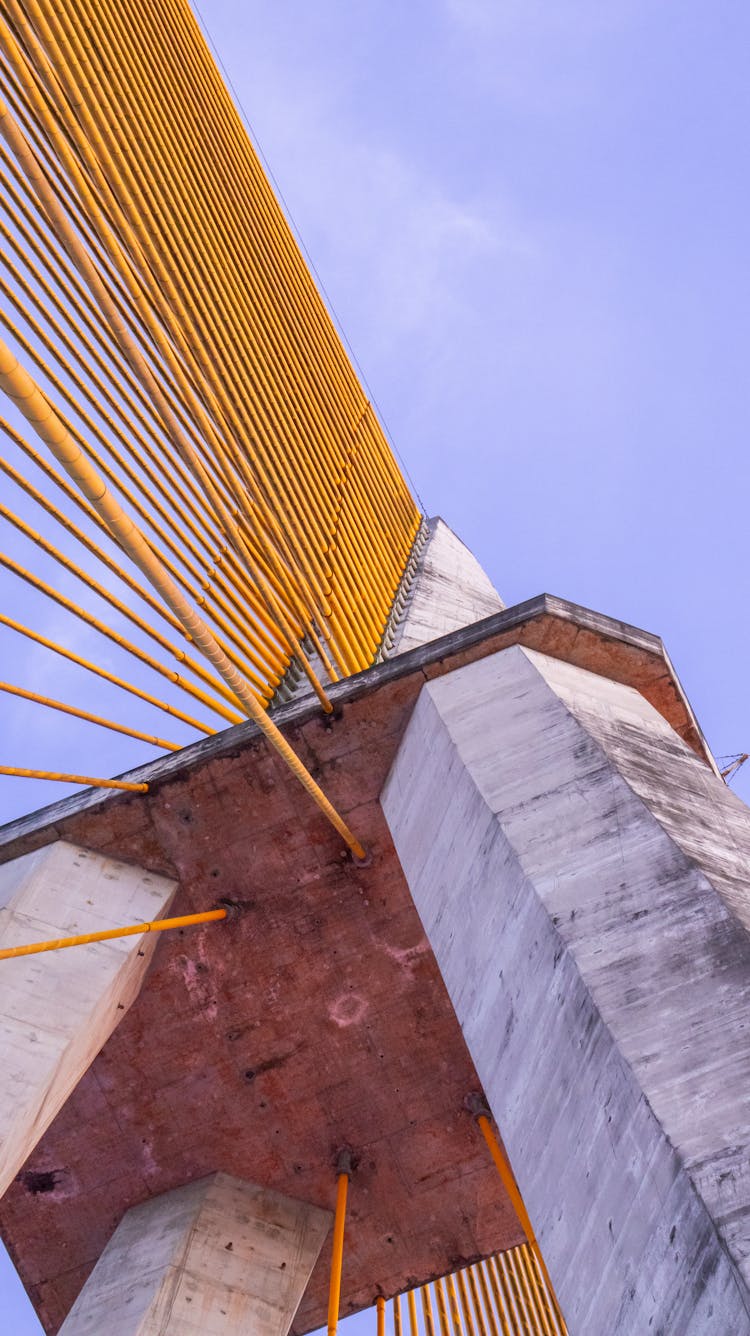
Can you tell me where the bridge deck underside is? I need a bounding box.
[0,596,709,1334]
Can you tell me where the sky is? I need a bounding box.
[3,0,750,1328]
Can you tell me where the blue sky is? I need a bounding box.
[3,0,750,1328]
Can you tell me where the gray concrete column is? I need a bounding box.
[59,1172,332,1335]
[0,840,176,1195]
[382,644,750,1333]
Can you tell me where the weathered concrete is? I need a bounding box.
[0,841,175,1199]
[0,595,715,868]
[59,1172,331,1335]
[0,598,719,1334]
[382,645,750,1332]
[386,518,504,656]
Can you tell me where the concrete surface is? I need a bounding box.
[382,644,750,1332]
[0,841,175,1201]
[386,518,504,656]
[0,594,715,867]
[0,598,718,1333]
[59,1172,331,1335]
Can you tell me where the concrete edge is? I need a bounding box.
[0,594,714,860]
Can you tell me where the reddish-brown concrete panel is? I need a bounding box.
[0,681,521,1335]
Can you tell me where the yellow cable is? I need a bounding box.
[0,334,367,857]
[0,680,179,751]
[0,766,147,792]
[0,907,227,960]
[327,1170,349,1336]
[475,1115,563,1329]
[0,614,213,733]
[0,549,242,723]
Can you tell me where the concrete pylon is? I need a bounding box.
[0,840,176,1196]
[59,1172,332,1335]
[282,517,504,704]
[382,644,750,1333]
[386,517,504,657]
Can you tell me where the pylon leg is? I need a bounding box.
[59,1173,331,1334]
[383,643,750,1333]
[0,840,175,1196]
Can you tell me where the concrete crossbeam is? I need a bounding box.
[0,840,175,1196]
[59,1172,332,1335]
[382,645,750,1332]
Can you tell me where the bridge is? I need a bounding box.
[1,2,750,1334]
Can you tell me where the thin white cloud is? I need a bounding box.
[221,55,533,369]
